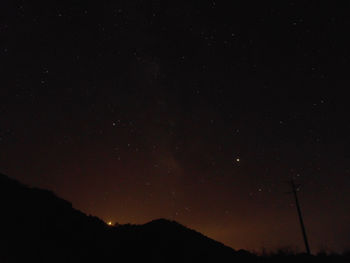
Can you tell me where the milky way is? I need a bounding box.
[1,1,350,252]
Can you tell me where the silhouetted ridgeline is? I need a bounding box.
[0,173,348,263]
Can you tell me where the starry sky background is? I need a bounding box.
[1,1,350,253]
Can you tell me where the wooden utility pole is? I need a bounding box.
[291,179,311,255]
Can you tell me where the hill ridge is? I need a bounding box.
[0,173,246,262]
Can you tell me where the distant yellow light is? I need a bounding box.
[236,158,240,162]
[107,221,113,226]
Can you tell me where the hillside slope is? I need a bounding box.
[0,174,248,262]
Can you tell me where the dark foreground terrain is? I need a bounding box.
[0,173,348,262]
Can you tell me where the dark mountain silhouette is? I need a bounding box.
[0,173,252,262]
[0,173,348,263]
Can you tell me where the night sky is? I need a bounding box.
[1,1,350,253]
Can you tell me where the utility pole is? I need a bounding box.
[291,179,311,255]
